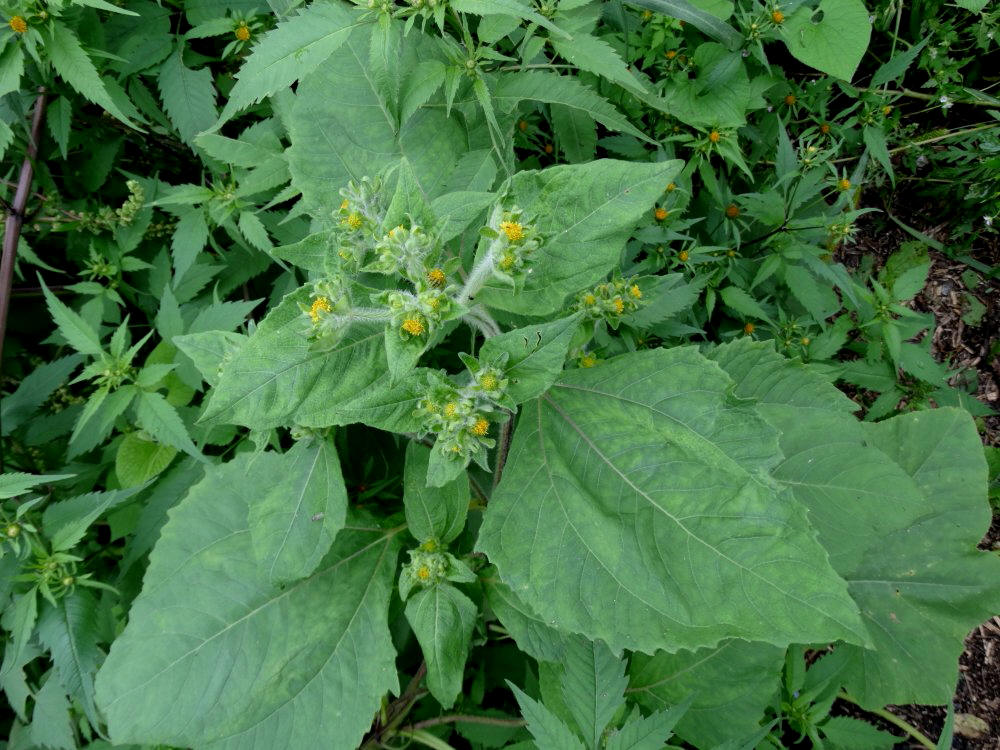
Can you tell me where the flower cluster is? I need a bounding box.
[116,180,145,226]
[367,223,436,279]
[335,177,385,266]
[398,539,476,600]
[415,377,496,462]
[298,276,353,349]
[484,207,542,287]
[578,277,644,322]
[380,286,453,342]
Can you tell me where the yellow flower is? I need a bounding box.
[444,402,458,418]
[345,212,363,231]
[654,207,668,221]
[771,9,784,23]
[883,105,893,116]
[580,354,597,368]
[340,198,349,211]
[725,203,740,219]
[612,297,624,315]
[427,297,440,311]
[500,221,524,243]
[427,268,446,287]
[820,123,831,134]
[709,130,721,143]
[666,182,676,192]
[838,178,851,191]
[420,538,439,552]
[801,337,811,346]
[630,284,642,299]
[401,317,425,337]
[471,418,489,436]
[583,293,596,306]
[235,23,250,41]
[9,15,26,33]
[499,252,516,270]
[308,296,332,323]
[665,50,677,60]
[784,94,796,106]
[744,322,755,335]
[479,373,498,391]
[678,250,690,262]
[417,565,430,581]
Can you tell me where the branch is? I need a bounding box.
[0,87,47,368]
[406,714,526,731]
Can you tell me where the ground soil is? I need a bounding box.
[832,193,1000,748]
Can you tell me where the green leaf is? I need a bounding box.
[95,454,402,749]
[480,315,580,403]
[30,674,75,750]
[115,432,178,487]
[195,132,279,166]
[43,487,142,551]
[405,583,478,709]
[248,440,348,583]
[629,640,783,747]
[604,700,691,750]
[40,279,103,356]
[550,34,646,95]
[493,71,649,142]
[551,104,597,164]
[783,0,872,81]
[46,22,134,126]
[820,717,899,749]
[404,442,469,544]
[36,592,103,728]
[483,573,567,663]
[510,682,587,750]
[476,160,681,315]
[452,0,568,37]
[69,386,137,459]
[174,330,246,387]
[238,210,273,252]
[0,591,37,682]
[561,637,627,749]
[287,29,469,218]
[271,232,332,273]
[135,390,202,460]
[478,347,867,654]
[663,44,750,129]
[871,39,929,87]
[0,42,24,98]
[399,60,445,129]
[430,191,497,242]
[221,2,362,121]
[0,472,73,500]
[863,125,894,183]
[719,285,771,323]
[158,45,217,145]
[626,0,743,48]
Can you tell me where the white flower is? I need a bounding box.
[939,95,953,110]
[986,215,994,227]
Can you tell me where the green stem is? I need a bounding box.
[837,692,936,750]
[408,714,527,731]
[857,87,997,107]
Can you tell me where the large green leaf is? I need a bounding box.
[405,583,477,709]
[95,453,401,749]
[477,347,868,654]
[782,0,872,81]
[709,339,1000,708]
[629,640,783,747]
[479,315,581,403]
[403,442,469,544]
[36,592,103,728]
[287,28,469,218]
[476,160,681,316]
[201,287,427,431]
[247,439,348,583]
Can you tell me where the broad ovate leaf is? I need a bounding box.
[782,0,872,81]
[476,160,682,316]
[95,453,401,749]
[478,347,867,654]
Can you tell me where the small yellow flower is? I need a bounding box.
[444,402,458,418]
[235,23,250,41]
[678,250,690,262]
[709,130,721,143]
[630,284,642,299]
[583,293,596,306]
[340,198,349,211]
[471,418,489,436]
[427,297,440,311]
[389,225,403,238]
[612,297,625,315]
[427,268,446,287]
[784,94,796,106]
[744,322,756,335]
[838,178,851,191]
[725,203,740,219]
[518,119,528,131]
[820,123,831,135]
[401,317,425,337]
[654,207,669,221]
[882,105,893,116]
[345,212,363,231]
[665,50,677,60]
[580,354,597,368]
[417,565,431,581]
[544,143,554,155]
[801,337,811,346]
[666,182,677,192]
[308,296,332,323]
[641,9,652,19]
[499,252,516,271]
[500,221,524,243]
[771,9,784,23]
[9,15,26,33]
[480,373,498,391]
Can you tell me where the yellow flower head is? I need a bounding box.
[666,182,677,192]
[630,284,642,299]
[417,565,431,581]
[709,130,721,143]
[678,250,690,262]
[427,296,440,311]
[612,297,625,315]
[725,203,740,219]
[499,252,516,271]
[471,418,489,436]
[744,322,756,335]
[654,207,668,221]
[580,354,597,368]
[838,178,851,191]
[340,198,349,211]
[666,49,677,60]
[784,94,796,106]
[308,296,332,323]
[801,336,811,346]
[479,373,498,391]
[420,538,439,552]
[820,123,831,134]
[427,268,446,287]
[882,105,893,116]
[9,15,26,33]
[235,23,250,41]
[444,402,458,419]
[771,9,784,23]
[401,317,425,337]
[500,221,524,243]
[345,212,363,231]
[583,293,596,306]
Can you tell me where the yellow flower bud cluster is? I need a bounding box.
[578,277,645,321]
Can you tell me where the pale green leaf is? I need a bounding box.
[1,356,80,436]
[135,391,202,460]
[158,45,217,145]
[43,486,142,551]
[561,637,627,749]
[551,103,597,164]
[480,315,580,403]
[604,700,691,750]
[36,592,103,727]
[46,22,134,125]
[550,34,646,95]
[477,347,868,654]
[783,0,872,81]
[30,674,75,750]
[40,279,103,356]
[626,0,743,48]
[115,432,178,487]
[405,583,478,709]
[510,682,586,750]
[404,442,469,544]
[0,472,73,500]
[95,454,402,749]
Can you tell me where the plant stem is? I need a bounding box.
[837,692,936,750]
[858,86,997,107]
[0,87,47,369]
[406,714,527,731]
[492,415,514,490]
